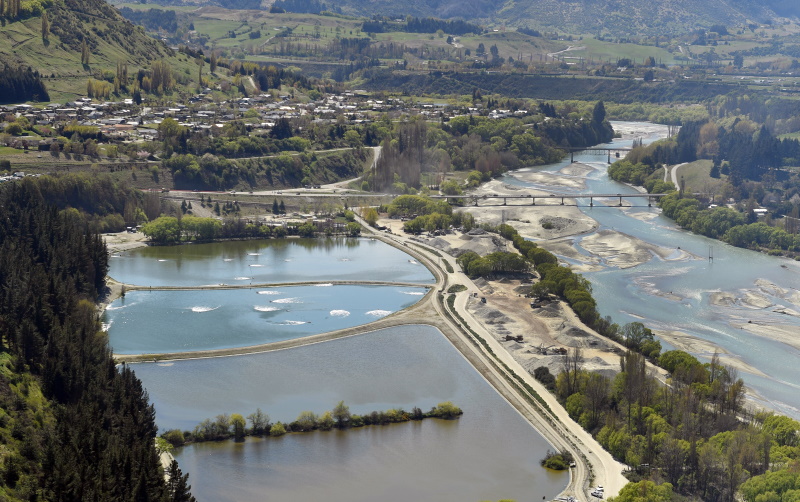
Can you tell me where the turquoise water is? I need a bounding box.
[132,325,568,502]
[506,122,800,418]
[105,285,427,354]
[108,237,434,286]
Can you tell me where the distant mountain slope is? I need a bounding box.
[490,0,777,35]
[102,0,798,35]
[0,0,175,101]
[317,0,794,34]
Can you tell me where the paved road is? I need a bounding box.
[664,162,687,186]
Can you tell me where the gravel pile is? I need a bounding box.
[539,216,576,230]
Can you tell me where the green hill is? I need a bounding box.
[0,0,186,102]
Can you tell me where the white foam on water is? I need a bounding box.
[254,306,280,312]
[234,277,252,281]
[330,310,350,317]
[248,253,262,256]
[157,362,174,367]
[101,321,112,331]
[279,320,308,325]
[366,310,392,317]
[191,306,220,313]
[315,283,333,287]
[339,258,351,262]
[408,259,419,265]
[249,264,264,267]
[272,297,302,304]
[400,291,425,296]
[258,290,281,295]
[284,259,292,262]
[223,258,234,262]
[158,259,169,262]
[104,304,128,311]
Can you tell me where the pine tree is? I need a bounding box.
[279,200,285,214]
[166,460,197,502]
[272,199,279,214]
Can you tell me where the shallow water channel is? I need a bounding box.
[108,238,568,501]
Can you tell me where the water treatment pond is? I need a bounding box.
[108,237,434,287]
[105,285,427,354]
[132,325,568,502]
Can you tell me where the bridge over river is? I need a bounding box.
[431,192,668,207]
[564,146,632,163]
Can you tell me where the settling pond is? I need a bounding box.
[108,237,568,501]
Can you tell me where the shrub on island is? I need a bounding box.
[164,401,463,446]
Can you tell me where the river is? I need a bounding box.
[505,122,800,419]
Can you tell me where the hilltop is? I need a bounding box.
[0,0,186,101]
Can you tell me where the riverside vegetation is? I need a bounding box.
[160,401,463,447]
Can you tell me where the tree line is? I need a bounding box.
[0,64,49,104]
[0,176,192,500]
[142,210,362,244]
[361,16,481,36]
[161,401,462,446]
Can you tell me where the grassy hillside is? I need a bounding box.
[0,0,192,101]
[108,0,798,36]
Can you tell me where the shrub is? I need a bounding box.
[269,422,286,436]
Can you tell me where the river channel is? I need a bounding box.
[505,122,800,419]
[108,238,568,501]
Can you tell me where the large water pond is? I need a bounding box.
[105,285,427,354]
[108,237,433,286]
[132,325,568,502]
[507,122,800,418]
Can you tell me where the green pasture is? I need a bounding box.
[568,37,677,65]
